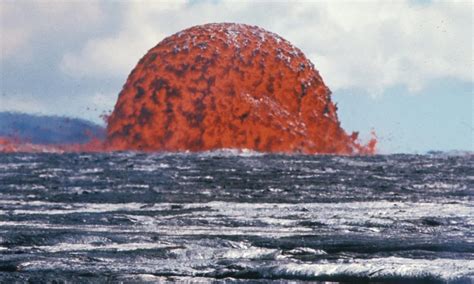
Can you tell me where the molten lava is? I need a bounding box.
[0,23,376,154]
[106,23,374,154]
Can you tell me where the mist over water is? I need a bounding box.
[0,151,472,283]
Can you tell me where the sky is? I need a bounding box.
[0,0,472,153]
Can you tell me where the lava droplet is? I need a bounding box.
[106,23,375,154]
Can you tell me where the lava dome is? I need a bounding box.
[106,23,375,154]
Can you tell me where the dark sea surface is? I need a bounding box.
[0,151,472,283]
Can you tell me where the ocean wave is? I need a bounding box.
[211,257,473,283]
[196,148,267,157]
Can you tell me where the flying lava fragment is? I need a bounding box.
[106,23,375,154]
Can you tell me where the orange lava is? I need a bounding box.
[1,23,376,154]
[106,23,375,154]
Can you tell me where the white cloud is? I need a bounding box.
[282,1,473,94]
[0,1,103,60]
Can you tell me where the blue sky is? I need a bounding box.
[0,0,472,153]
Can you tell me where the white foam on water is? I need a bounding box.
[412,182,465,190]
[22,242,176,253]
[287,247,328,256]
[221,247,280,260]
[78,168,104,174]
[262,257,474,282]
[133,163,170,171]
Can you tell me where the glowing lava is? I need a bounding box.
[0,23,375,154]
[106,23,375,154]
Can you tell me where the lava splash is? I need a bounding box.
[106,23,375,154]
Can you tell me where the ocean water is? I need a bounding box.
[0,151,472,283]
